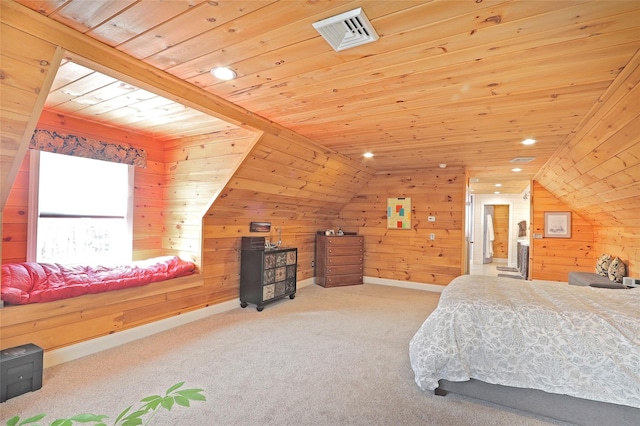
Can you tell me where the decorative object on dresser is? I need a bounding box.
[240,237,297,311]
[315,234,363,287]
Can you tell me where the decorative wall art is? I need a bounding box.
[250,222,271,232]
[387,197,411,229]
[544,212,571,238]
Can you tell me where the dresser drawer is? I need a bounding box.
[325,273,363,286]
[325,236,363,247]
[327,255,363,265]
[327,246,363,256]
[325,264,363,276]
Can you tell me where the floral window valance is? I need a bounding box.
[30,129,147,168]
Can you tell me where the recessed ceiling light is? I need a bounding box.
[439,164,447,168]
[363,152,373,158]
[494,191,501,194]
[211,66,237,80]
[522,138,536,145]
[511,168,522,172]
[495,183,502,187]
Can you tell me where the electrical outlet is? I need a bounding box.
[311,260,315,267]
[428,216,436,222]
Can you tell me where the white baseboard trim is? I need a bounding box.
[45,277,316,369]
[364,276,444,293]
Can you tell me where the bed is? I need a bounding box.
[409,275,640,425]
[1,256,196,305]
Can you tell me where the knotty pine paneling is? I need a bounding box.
[163,127,259,265]
[0,23,58,210]
[535,50,640,229]
[492,204,509,260]
[1,152,30,264]
[202,132,374,299]
[338,167,466,287]
[530,181,595,282]
[593,227,639,278]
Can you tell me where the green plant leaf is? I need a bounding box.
[173,396,190,408]
[165,382,184,395]
[118,409,146,426]
[6,382,205,426]
[140,396,162,411]
[114,405,132,425]
[177,389,206,401]
[7,414,46,426]
[138,395,161,403]
[160,396,174,411]
[69,414,109,423]
[120,418,143,426]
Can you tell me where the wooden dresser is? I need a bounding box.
[315,235,363,287]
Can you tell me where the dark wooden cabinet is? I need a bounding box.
[240,242,297,311]
[315,235,363,287]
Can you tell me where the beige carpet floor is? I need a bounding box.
[0,284,568,425]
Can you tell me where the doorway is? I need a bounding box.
[470,199,516,276]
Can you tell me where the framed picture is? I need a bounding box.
[250,222,271,232]
[544,212,571,238]
[387,197,411,229]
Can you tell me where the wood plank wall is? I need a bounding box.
[202,132,375,299]
[337,167,466,286]
[492,204,509,260]
[1,153,29,264]
[0,23,58,211]
[163,128,260,265]
[535,49,640,277]
[530,181,595,282]
[593,228,639,278]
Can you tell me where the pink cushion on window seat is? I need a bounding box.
[1,256,195,305]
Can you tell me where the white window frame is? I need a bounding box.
[27,150,134,263]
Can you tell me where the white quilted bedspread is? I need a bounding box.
[409,275,640,408]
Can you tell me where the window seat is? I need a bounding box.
[1,256,196,305]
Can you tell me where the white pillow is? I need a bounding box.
[607,257,626,283]
[595,254,612,277]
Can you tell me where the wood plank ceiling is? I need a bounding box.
[14,0,640,194]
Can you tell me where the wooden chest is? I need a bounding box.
[315,235,364,287]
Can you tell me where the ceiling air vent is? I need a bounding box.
[510,157,536,163]
[312,8,379,52]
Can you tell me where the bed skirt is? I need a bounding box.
[436,379,640,426]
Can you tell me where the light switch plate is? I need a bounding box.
[428,216,436,222]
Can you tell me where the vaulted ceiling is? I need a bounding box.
[14,0,640,194]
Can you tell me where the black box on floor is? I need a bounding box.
[0,343,43,403]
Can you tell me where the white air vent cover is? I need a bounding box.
[312,8,379,52]
[510,157,536,163]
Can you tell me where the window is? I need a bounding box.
[29,151,133,264]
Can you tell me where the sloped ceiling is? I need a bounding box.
[7,0,640,205]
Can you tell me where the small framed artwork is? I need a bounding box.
[544,212,571,238]
[250,222,271,232]
[387,197,411,229]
